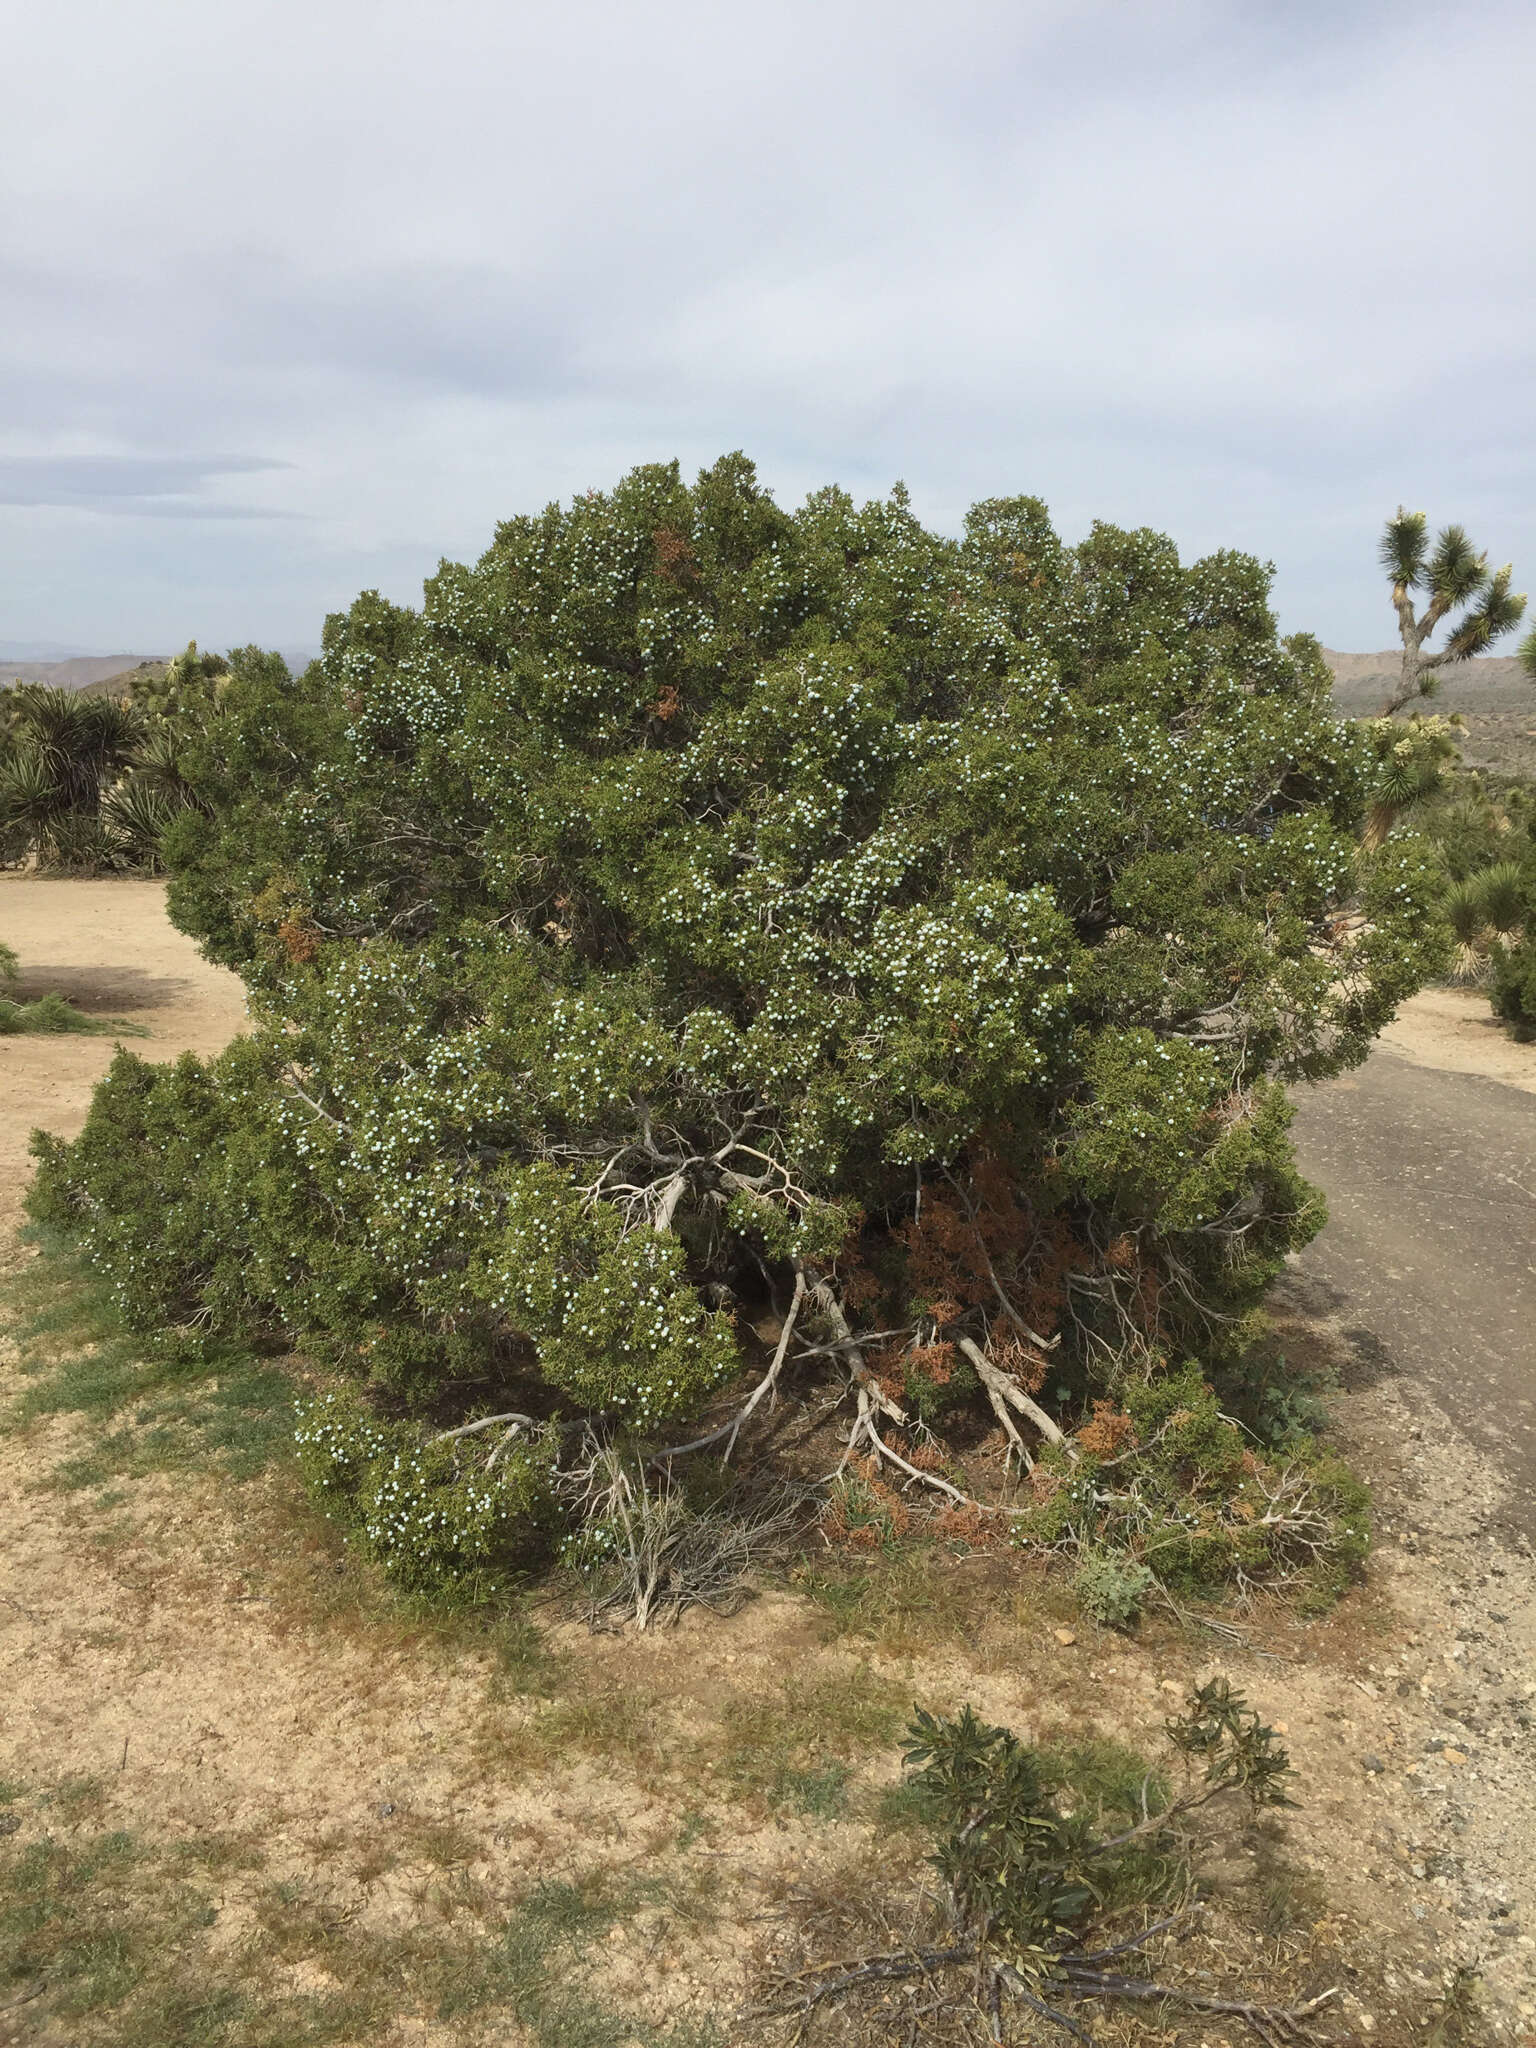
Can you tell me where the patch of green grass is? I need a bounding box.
[674,1808,714,1852]
[794,1548,944,1643]
[871,1778,933,1832]
[0,1812,721,2048]
[792,1544,1031,1654]
[0,990,148,1037]
[1041,1734,1168,1822]
[0,1826,226,2042]
[438,1878,721,2048]
[716,1665,907,1815]
[498,1683,668,1774]
[2,1232,292,1487]
[40,1775,112,1828]
[1425,1965,1487,2048]
[469,1611,564,1698]
[771,1761,851,1819]
[1,1235,562,1685]
[1253,1863,1330,1935]
[1243,1822,1331,1936]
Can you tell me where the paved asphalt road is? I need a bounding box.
[1287,1049,1536,1533]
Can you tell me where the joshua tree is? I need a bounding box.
[1379,508,1528,714]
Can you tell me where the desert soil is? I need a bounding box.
[3,879,1536,2044]
[0,876,248,1233]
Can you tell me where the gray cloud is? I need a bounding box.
[0,453,295,517]
[2,0,1533,649]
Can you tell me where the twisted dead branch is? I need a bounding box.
[558,1438,812,1630]
[653,1269,808,1464]
[750,1906,1338,2047]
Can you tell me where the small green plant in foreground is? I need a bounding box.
[755,1684,1338,2043]
[1071,1549,1155,1627]
[0,988,146,1037]
[0,942,147,1037]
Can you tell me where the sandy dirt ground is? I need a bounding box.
[0,876,247,1232]
[3,880,1536,2042]
[1377,987,1536,1098]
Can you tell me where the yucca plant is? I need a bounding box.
[44,809,123,875]
[0,676,201,870]
[1362,714,1459,848]
[0,749,61,841]
[1380,506,1528,714]
[1476,861,1526,940]
[0,684,148,868]
[8,688,143,808]
[129,721,196,802]
[1442,876,1493,983]
[101,777,182,873]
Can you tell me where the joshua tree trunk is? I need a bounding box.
[1386,579,1450,714]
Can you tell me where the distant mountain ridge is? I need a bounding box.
[1321,649,1535,778]
[1,654,168,690]
[3,649,321,692]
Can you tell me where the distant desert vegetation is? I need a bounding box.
[7,645,1533,773]
[1,654,167,691]
[1324,648,1536,778]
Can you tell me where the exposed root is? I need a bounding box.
[751,1917,1338,2047]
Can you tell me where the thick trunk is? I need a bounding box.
[1384,592,1426,715]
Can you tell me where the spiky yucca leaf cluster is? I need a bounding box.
[0,679,200,873]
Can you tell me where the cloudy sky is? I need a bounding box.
[4,0,1533,655]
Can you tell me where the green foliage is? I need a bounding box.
[1014,1363,1371,1595]
[1163,1674,1296,1807]
[900,1681,1289,1962]
[294,1387,559,1596]
[1071,1550,1155,1626]
[1362,716,1535,993]
[1,1226,293,1492]
[132,641,229,721]
[1379,505,1529,710]
[0,675,201,874]
[1492,851,1536,1036]
[1475,860,1525,936]
[37,458,1442,1592]
[0,1813,718,2048]
[0,934,147,1035]
[30,1046,284,1332]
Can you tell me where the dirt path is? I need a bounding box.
[0,876,247,1233]
[1377,986,1536,1098]
[3,887,1536,2042]
[1289,1051,1536,1536]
